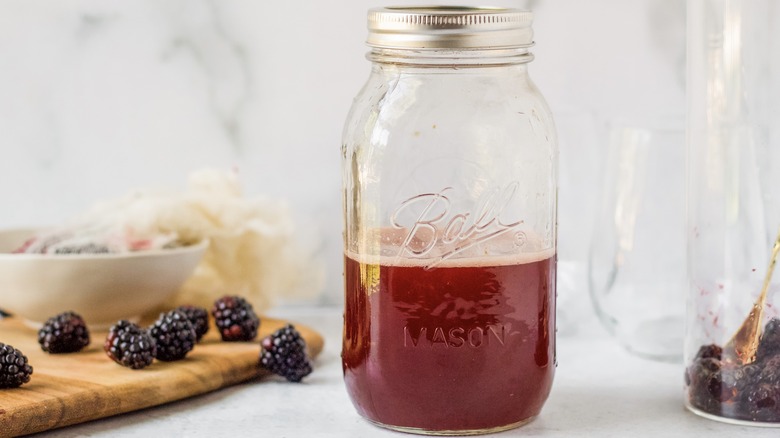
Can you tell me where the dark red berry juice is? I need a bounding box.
[342,250,556,434]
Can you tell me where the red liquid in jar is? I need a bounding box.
[342,251,556,433]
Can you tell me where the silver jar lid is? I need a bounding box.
[367,6,533,50]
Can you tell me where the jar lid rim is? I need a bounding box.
[367,6,534,50]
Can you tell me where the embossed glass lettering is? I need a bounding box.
[390,183,525,268]
[403,325,509,348]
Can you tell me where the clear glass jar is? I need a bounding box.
[686,0,780,426]
[341,7,557,436]
[589,117,686,362]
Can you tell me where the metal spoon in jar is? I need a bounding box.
[725,227,780,364]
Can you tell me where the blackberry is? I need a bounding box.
[695,344,723,361]
[212,296,260,342]
[688,357,721,386]
[104,320,156,369]
[175,305,209,342]
[707,369,739,402]
[687,357,722,414]
[741,363,763,380]
[734,363,762,395]
[259,324,312,382]
[758,355,780,385]
[38,311,90,353]
[740,382,780,422]
[0,343,33,388]
[149,310,196,361]
[757,318,780,361]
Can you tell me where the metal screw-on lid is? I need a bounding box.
[367,6,533,50]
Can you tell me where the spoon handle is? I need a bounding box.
[727,227,780,363]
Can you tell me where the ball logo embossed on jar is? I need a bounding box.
[390,183,525,268]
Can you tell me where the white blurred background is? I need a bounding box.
[0,0,685,319]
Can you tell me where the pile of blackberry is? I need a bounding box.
[686,318,780,422]
[0,295,313,389]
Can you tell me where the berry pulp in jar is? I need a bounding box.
[342,250,556,434]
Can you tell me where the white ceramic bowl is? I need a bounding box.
[0,228,207,327]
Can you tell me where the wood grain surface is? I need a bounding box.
[0,316,324,437]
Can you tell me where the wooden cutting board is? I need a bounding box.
[0,316,324,437]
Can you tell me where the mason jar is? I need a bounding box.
[341,7,557,435]
[686,0,780,426]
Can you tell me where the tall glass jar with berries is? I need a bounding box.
[686,0,780,425]
[341,6,557,436]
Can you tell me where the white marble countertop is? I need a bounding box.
[34,306,778,438]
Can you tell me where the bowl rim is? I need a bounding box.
[0,228,209,260]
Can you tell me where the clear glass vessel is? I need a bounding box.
[589,117,686,362]
[341,7,557,436]
[686,0,780,426]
